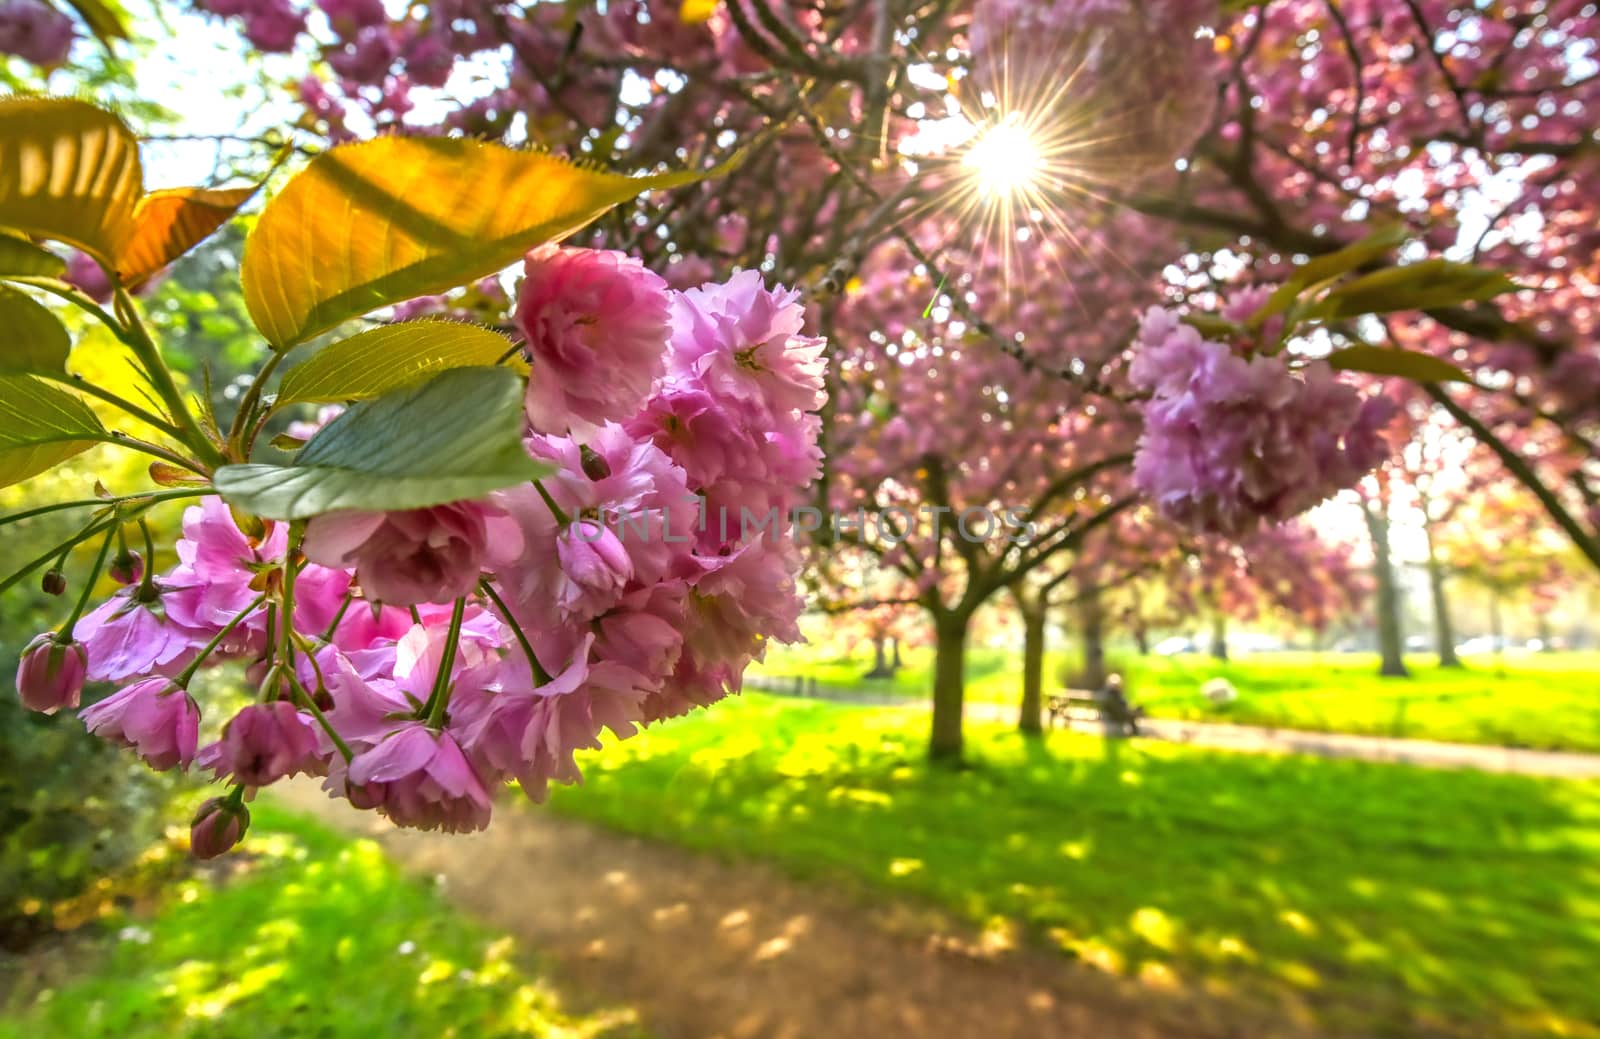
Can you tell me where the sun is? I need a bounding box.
[963,115,1044,199]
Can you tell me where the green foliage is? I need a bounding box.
[552,697,1600,1038]
[0,692,176,949]
[0,803,645,1037]
[0,286,70,373]
[0,235,66,278]
[1307,259,1519,322]
[214,368,554,520]
[0,98,143,265]
[1325,343,1470,382]
[0,376,105,490]
[275,322,517,407]
[240,135,733,348]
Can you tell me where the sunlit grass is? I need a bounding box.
[0,804,643,1039]
[753,647,1600,752]
[551,696,1600,1038]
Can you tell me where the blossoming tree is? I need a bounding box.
[5,0,1598,806]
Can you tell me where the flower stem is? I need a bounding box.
[0,488,213,529]
[112,288,226,470]
[533,479,570,526]
[59,524,118,641]
[175,593,268,687]
[480,579,553,685]
[421,597,468,728]
[287,671,353,763]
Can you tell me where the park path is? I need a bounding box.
[274,782,1316,1039]
[747,678,1600,779]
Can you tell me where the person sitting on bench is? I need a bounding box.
[1100,674,1145,736]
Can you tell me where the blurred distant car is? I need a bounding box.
[1154,637,1197,656]
[1231,633,1286,654]
[1455,636,1506,656]
[1405,635,1429,651]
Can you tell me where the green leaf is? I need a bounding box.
[64,0,132,47]
[0,285,70,373]
[1324,345,1471,383]
[118,183,262,285]
[276,322,517,407]
[0,97,143,266]
[241,135,736,348]
[1308,259,1518,322]
[0,374,105,489]
[213,367,553,520]
[0,232,66,278]
[1251,224,1410,326]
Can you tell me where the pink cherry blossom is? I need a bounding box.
[81,678,201,772]
[190,798,250,860]
[14,633,87,714]
[345,724,493,833]
[302,500,521,606]
[0,0,72,65]
[516,245,672,435]
[669,271,828,420]
[198,701,326,786]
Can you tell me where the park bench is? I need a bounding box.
[1046,688,1143,736]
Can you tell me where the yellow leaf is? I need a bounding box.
[0,97,142,266]
[680,0,720,23]
[117,184,260,285]
[241,136,731,349]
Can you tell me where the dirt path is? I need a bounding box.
[275,782,1316,1039]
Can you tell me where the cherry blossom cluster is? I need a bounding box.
[1129,293,1395,539]
[14,248,826,854]
[0,0,72,65]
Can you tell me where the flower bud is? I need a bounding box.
[190,797,249,860]
[15,633,87,714]
[109,549,145,586]
[40,569,66,596]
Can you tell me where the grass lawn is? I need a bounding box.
[550,695,1600,1038]
[0,803,641,1039]
[752,646,1600,752]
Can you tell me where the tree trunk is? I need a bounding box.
[929,610,971,764]
[1424,525,1462,668]
[869,635,889,676]
[1489,587,1505,670]
[1018,604,1046,735]
[1363,499,1410,678]
[1210,613,1229,662]
[1133,624,1150,656]
[1079,583,1107,689]
[890,636,903,669]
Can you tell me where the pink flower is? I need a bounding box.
[555,521,634,616]
[14,633,87,714]
[316,0,386,34]
[241,0,305,53]
[669,270,828,420]
[345,724,493,832]
[108,549,144,586]
[515,245,672,435]
[1129,304,1395,537]
[198,702,326,786]
[404,32,454,88]
[0,0,73,66]
[190,798,249,860]
[76,592,201,682]
[63,250,112,302]
[81,678,201,771]
[303,500,521,606]
[328,24,396,83]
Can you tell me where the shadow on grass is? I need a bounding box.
[0,804,643,1039]
[552,697,1600,1039]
